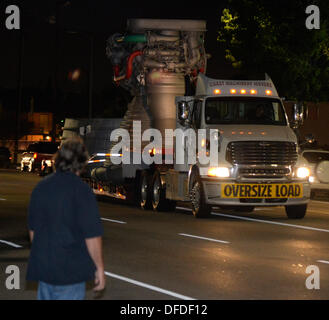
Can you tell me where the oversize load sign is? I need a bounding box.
[222,183,303,198]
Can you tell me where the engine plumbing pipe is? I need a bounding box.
[114,65,120,78]
[126,50,143,80]
[113,50,143,82]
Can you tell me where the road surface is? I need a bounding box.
[0,169,328,300]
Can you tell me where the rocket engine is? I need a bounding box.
[92,19,207,181]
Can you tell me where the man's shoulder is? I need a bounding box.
[58,171,93,194]
[75,176,93,194]
[33,171,92,195]
[33,172,56,190]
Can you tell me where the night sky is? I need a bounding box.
[0,0,229,93]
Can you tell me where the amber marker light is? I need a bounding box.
[250,89,257,95]
[240,89,247,94]
[265,90,273,95]
[230,88,236,94]
[149,147,157,156]
[213,89,221,95]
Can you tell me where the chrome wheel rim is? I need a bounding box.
[153,176,160,206]
[141,175,148,206]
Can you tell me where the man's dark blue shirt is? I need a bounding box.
[26,170,104,285]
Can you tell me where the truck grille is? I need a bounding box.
[238,167,291,178]
[226,141,297,166]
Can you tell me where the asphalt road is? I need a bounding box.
[0,169,329,300]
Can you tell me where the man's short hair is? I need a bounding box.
[54,137,89,173]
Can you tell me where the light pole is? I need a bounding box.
[66,30,95,120]
[50,1,71,141]
[88,35,94,120]
[14,30,24,164]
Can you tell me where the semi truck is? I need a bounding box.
[71,19,311,219]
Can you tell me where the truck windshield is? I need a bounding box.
[205,97,287,125]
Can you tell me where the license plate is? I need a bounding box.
[221,183,303,198]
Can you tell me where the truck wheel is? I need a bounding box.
[151,171,176,212]
[285,204,307,219]
[139,171,152,210]
[189,172,211,218]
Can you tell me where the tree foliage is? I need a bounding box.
[217,0,329,101]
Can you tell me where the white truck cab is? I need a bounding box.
[170,74,311,219]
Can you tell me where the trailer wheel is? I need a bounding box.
[285,204,307,219]
[189,171,211,218]
[151,171,176,212]
[139,171,152,210]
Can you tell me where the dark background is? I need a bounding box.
[0,1,231,119]
[0,1,328,132]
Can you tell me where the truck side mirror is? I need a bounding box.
[178,101,189,122]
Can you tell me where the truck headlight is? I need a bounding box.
[208,167,230,178]
[296,167,310,179]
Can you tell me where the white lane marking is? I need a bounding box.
[177,206,329,232]
[179,233,230,244]
[0,240,22,248]
[104,271,195,300]
[101,218,127,224]
[317,260,329,265]
[176,206,192,212]
[0,198,6,201]
[211,212,329,233]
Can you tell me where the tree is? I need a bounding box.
[217,0,329,101]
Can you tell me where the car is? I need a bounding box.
[21,142,59,173]
[301,149,329,192]
[0,147,11,168]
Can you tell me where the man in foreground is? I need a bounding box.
[26,137,105,300]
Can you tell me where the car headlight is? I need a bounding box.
[208,167,230,178]
[296,167,310,179]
